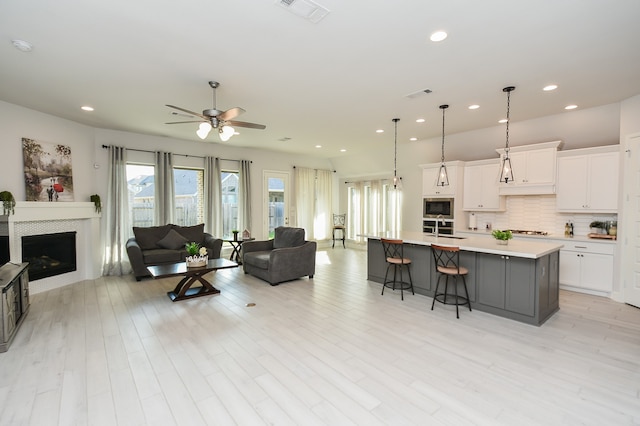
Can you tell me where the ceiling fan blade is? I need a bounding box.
[218,107,245,121]
[165,121,204,124]
[227,120,266,130]
[166,104,207,119]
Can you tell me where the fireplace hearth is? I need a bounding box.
[22,232,77,281]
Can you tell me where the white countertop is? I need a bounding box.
[365,231,563,259]
[456,229,618,244]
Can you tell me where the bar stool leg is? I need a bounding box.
[431,275,442,310]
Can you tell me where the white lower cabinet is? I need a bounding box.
[558,241,614,294]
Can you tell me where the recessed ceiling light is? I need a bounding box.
[315,145,322,148]
[543,84,558,91]
[81,106,94,111]
[565,104,578,110]
[409,137,417,141]
[376,129,384,133]
[430,31,447,42]
[416,118,425,123]
[340,149,346,152]
[468,104,480,110]
[11,39,33,52]
[498,118,508,124]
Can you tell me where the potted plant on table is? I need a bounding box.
[491,229,513,245]
[185,242,208,267]
[231,230,239,241]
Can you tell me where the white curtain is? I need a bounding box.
[295,167,315,237]
[154,151,175,225]
[314,169,332,240]
[102,145,131,276]
[238,160,252,233]
[204,156,222,236]
[347,179,400,243]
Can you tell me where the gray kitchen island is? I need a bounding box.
[367,232,563,326]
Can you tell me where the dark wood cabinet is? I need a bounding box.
[1,262,30,352]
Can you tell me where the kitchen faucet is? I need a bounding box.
[435,214,446,237]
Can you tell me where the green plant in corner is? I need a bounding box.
[491,229,513,241]
[0,191,16,215]
[90,194,101,213]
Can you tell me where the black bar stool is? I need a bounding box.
[381,238,414,300]
[431,244,472,318]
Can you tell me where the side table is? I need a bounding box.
[224,238,255,264]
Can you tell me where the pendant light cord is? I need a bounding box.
[440,105,448,163]
[503,86,515,155]
[505,90,511,154]
[393,118,399,179]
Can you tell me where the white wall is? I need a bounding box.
[617,94,640,301]
[0,100,334,243]
[0,101,96,200]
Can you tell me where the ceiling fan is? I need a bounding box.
[165,81,266,141]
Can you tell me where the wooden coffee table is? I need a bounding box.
[147,258,238,302]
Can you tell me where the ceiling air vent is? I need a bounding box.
[276,0,330,23]
[406,88,433,99]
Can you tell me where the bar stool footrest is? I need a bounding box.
[433,293,471,307]
[383,280,413,291]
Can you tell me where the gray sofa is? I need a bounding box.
[242,226,316,285]
[126,223,222,281]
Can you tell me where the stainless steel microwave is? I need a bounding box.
[423,198,454,219]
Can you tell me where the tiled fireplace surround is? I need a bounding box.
[1,202,101,294]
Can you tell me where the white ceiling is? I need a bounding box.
[1,0,639,160]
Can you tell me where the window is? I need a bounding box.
[173,167,204,226]
[127,164,155,229]
[347,179,400,242]
[126,164,205,230]
[221,171,239,238]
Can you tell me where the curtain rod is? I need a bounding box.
[292,165,336,173]
[344,177,399,184]
[101,144,251,163]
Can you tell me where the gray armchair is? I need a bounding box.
[242,227,316,285]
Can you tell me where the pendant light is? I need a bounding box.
[500,86,516,183]
[436,104,450,186]
[392,118,402,189]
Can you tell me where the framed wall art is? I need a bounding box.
[22,137,74,202]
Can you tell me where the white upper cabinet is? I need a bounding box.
[421,161,463,197]
[463,159,505,211]
[496,141,561,195]
[556,147,619,213]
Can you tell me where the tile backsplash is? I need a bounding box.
[465,195,617,238]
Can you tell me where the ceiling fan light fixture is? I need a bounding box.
[219,125,235,141]
[196,122,212,139]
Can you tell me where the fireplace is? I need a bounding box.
[22,232,77,281]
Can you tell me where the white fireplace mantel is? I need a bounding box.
[7,201,100,222]
[1,201,102,294]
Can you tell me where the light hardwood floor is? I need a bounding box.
[1,248,639,425]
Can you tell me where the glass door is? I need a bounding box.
[263,171,290,239]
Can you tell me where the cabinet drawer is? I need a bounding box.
[561,241,614,255]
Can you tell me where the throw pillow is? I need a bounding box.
[133,224,172,250]
[173,223,205,244]
[157,228,189,250]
